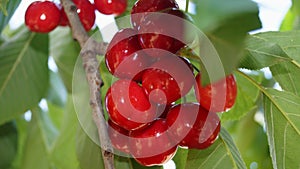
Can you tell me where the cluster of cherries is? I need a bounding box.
[104,0,237,167]
[24,0,128,33]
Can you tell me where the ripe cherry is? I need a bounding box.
[105,28,152,81]
[195,73,237,112]
[105,79,156,131]
[60,0,95,31]
[129,119,177,166]
[107,119,130,154]
[25,1,61,33]
[131,0,179,29]
[142,56,195,105]
[138,8,191,57]
[166,103,221,149]
[94,0,127,15]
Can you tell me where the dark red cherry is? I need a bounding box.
[94,0,127,15]
[108,119,130,154]
[25,1,61,33]
[129,119,177,166]
[131,0,179,29]
[195,73,237,112]
[166,103,221,149]
[60,0,95,31]
[142,56,195,105]
[105,79,156,131]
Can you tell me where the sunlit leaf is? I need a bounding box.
[264,89,300,169]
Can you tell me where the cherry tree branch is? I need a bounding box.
[60,0,114,169]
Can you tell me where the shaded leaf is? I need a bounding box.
[224,111,272,169]
[0,122,18,169]
[192,0,261,83]
[264,89,300,169]
[20,111,51,169]
[50,96,80,169]
[46,70,67,107]
[0,28,49,125]
[186,128,246,169]
[76,125,104,169]
[0,0,20,33]
[50,27,80,93]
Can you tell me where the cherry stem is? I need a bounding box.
[60,0,114,169]
[185,0,190,12]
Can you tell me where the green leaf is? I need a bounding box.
[114,0,136,28]
[240,34,291,70]
[50,96,80,169]
[172,147,188,169]
[280,0,300,31]
[20,112,51,169]
[50,27,80,93]
[0,0,20,33]
[46,70,67,107]
[224,111,273,169]
[222,71,263,120]
[186,128,246,169]
[0,28,49,125]
[76,126,105,169]
[264,89,300,169]
[270,61,300,96]
[0,122,18,169]
[192,0,261,83]
[0,0,9,15]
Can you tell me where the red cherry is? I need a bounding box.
[94,0,127,15]
[142,56,195,105]
[25,1,61,33]
[195,73,237,112]
[105,28,152,81]
[105,79,156,131]
[131,0,179,29]
[60,0,95,31]
[129,119,177,166]
[166,103,221,149]
[108,119,130,154]
[138,9,190,57]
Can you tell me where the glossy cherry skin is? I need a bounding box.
[195,73,237,112]
[107,119,130,154]
[105,79,156,131]
[105,28,152,81]
[142,56,195,105]
[129,119,177,166]
[131,0,178,29]
[94,0,127,15]
[60,0,95,31]
[25,1,61,33]
[138,9,190,57]
[166,103,221,149]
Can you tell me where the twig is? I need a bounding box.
[60,0,114,169]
